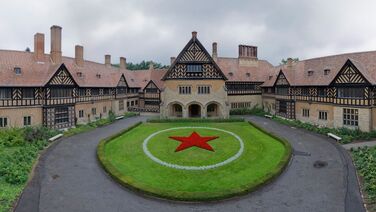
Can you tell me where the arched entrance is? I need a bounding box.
[170,103,183,117]
[188,104,201,117]
[207,103,220,117]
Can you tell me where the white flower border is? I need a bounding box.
[142,127,244,171]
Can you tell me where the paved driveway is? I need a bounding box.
[15,116,364,212]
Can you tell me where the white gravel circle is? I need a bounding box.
[142,127,244,170]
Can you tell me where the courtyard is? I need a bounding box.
[14,115,364,212]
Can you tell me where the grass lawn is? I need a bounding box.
[98,121,291,201]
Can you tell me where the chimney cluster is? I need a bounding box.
[238,45,257,58]
[212,42,218,61]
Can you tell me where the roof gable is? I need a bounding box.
[162,35,227,80]
[330,59,370,85]
[117,74,128,87]
[274,70,290,86]
[46,64,77,86]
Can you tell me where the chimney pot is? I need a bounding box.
[212,42,218,60]
[238,45,257,58]
[50,25,62,63]
[34,33,45,62]
[105,54,111,67]
[170,57,176,65]
[75,45,84,67]
[120,57,126,69]
[192,31,197,38]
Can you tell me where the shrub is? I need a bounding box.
[108,110,116,122]
[23,126,58,143]
[0,128,24,147]
[229,105,267,116]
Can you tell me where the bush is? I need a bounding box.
[351,147,376,202]
[0,128,24,147]
[23,126,58,143]
[109,110,116,122]
[230,105,267,116]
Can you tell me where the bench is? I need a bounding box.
[264,114,273,119]
[115,116,124,120]
[327,133,341,141]
[48,134,63,142]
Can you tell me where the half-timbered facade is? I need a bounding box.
[2,25,376,131]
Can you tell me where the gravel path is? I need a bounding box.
[15,115,365,212]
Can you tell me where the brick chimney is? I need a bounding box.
[75,45,84,67]
[192,31,197,40]
[105,54,111,67]
[212,42,218,61]
[170,57,176,65]
[287,58,293,69]
[238,44,258,67]
[119,57,126,69]
[149,62,154,70]
[34,33,45,62]
[50,25,62,63]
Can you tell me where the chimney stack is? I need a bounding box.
[238,45,257,58]
[170,57,176,65]
[192,31,197,40]
[75,45,84,67]
[120,57,126,69]
[34,33,45,62]
[212,42,218,61]
[50,25,62,63]
[287,58,293,69]
[105,54,111,67]
[149,62,154,70]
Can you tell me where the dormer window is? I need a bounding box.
[308,70,314,76]
[186,64,202,73]
[14,67,21,75]
[96,73,101,78]
[268,75,273,80]
[77,72,83,77]
[246,73,250,77]
[228,72,233,77]
[324,69,330,75]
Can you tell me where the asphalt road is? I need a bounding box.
[15,115,365,212]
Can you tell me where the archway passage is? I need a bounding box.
[170,103,183,117]
[189,104,201,117]
[207,103,219,117]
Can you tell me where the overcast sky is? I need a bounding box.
[1,0,376,66]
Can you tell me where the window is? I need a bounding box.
[135,100,138,106]
[50,88,72,98]
[337,87,364,99]
[131,101,134,106]
[79,89,86,97]
[343,108,358,126]
[103,89,110,95]
[230,102,252,109]
[91,88,99,96]
[103,106,107,113]
[127,101,130,107]
[207,104,216,112]
[319,111,327,120]
[0,88,12,99]
[186,64,202,73]
[117,87,126,95]
[324,69,330,75]
[317,88,326,97]
[302,109,310,117]
[308,70,314,76]
[276,87,289,95]
[0,117,8,127]
[78,110,84,118]
[179,86,191,94]
[22,88,34,99]
[23,116,31,126]
[14,67,22,75]
[119,100,124,110]
[279,101,287,113]
[198,85,210,94]
[301,88,309,96]
[55,107,69,124]
[92,108,96,115]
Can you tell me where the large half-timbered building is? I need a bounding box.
[1,25,376,132]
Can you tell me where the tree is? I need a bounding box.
[113,60,169,70]
[280,57,299,65]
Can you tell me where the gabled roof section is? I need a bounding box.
[45,63,78,86]
[330,59,370,85]
[162,32,227,80]
[117,74,128,87]
[274,70,290,86]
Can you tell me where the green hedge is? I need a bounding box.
[230,105,267,116]
[351,146,376,210]
[147,117,244,123]
[271,116,376,144]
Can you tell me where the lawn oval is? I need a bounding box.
[98,121,291,201]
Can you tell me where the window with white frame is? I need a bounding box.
[0,117,8,127]
[343,108,358,126]
[198,85,210,94]
[78,110,84,118]
[0,88,12,99]
[23,116,31,126]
